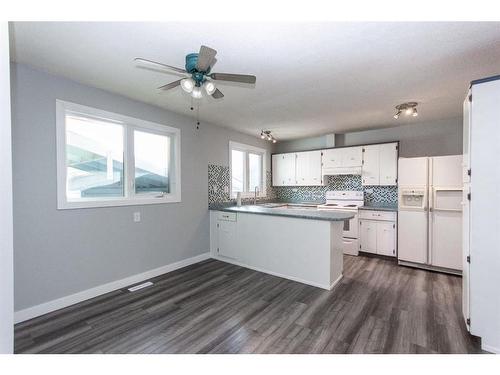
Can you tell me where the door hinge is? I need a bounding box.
[217,247,220,253]
[466,318,471,325]
[467,193,471,201]
[396,145,399,150]
[217,223,219,228]
[393,223,395,228]
[362,160,364,165]
[467,169,471,177]
[321,152,323,156]
[468,94,472,102]
[467,255,470,263]
[362,148,365,152]
[359,244,362,249]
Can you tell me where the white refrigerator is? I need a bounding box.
[397,155,463,273]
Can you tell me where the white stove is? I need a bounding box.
[318,191,364,256]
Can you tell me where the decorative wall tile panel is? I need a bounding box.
[208,165,275,207]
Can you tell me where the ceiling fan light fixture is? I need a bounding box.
[272,138,277,144]
[191,86,202,99]
[393,111,401,120]
[203,81,216,95]
[181,78,195,93]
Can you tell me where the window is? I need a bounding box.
[229,141,266,198]
[56,100,181,209]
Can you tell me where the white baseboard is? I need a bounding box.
[14,252,210,324]
[329,274,343,290]
[212,255,340,290]
[482,343,500,354]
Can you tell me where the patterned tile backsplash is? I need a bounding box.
[208,164,397,207]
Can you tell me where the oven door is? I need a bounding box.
[342,212,358,238]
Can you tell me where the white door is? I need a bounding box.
[462,93,471,327]
[379,143,398,186]
[398,157,428,186]
[308,150,322,185]
[362,145,379,186]
[272,154,282,186]
[282,153,296,186]
[322,148,342,169]
[295,151,309,186]
[398,210,428,264]
[429,187,463,270]
[342,146,363,167]
[218,220,238,259]
[360,220,377,254]
[430,155,463,187]
[377,222,396,257]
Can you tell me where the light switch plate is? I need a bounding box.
[133,212,141,222]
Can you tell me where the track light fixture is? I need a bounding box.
[394,102,418,119]
[260,130,277,143]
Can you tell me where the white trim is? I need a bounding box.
[228,140,267,199]
[56,99,181,210]
[211,255,341,290]
[14,252,210,323]
[481,344,500,354]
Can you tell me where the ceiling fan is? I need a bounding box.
[134,45,256,100]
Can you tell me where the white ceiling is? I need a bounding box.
[9,22,500,140]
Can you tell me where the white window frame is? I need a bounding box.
[56,100,181,209]
[229,141,267,199]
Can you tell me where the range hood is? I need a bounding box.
[322,166,362,176]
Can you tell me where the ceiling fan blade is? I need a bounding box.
[157,79,182,91]
[196,45,217,72]
[211,88,224,99]
[134,58,187,75]
[210,73,256,84]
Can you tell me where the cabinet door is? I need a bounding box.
[379,143,398,186]
[308,150,322,185]
[217,220,238,259]
[282,153,297,185]
[362,145,380,186]
[360,220,377,254]
[272,154,283,186]
[342,146,363,167]
[376,222,396,257]
[322,148,342,169]
[295,152,309,186]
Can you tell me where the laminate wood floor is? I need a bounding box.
[14,255,482,354]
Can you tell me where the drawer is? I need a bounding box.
[217,211,237,222]
[358,210,396,222]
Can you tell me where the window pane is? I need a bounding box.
[134,130,170,194]
[248,153,262,192]
[65,115,124,199]
[231,149,245,193]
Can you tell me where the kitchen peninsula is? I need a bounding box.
[209,205,354,290]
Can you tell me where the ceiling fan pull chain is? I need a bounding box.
[196,103,200,130]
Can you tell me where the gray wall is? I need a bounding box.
[0,23,13,353]
[11,63,272,311]
[274,118,463,157]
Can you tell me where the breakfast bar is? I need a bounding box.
[209,205,354,289]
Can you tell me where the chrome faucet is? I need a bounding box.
[254,186,259,205]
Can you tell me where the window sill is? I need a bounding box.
[57,195,182,210]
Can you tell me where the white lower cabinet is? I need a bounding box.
[359,210,397,257]
[217,220,238,259]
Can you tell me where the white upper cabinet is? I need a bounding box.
[273,151,322,187]
[341,146,363,167]
[272,153,296,186]
[322,148,343,169]
[362,145,380,185]
[296,150,322,186]
[362,143,398,186]
[379,143,398,186]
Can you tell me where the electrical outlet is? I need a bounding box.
[365,188,374,193]
[213,185,218,193]
[292,188,298,193]
[224,186,229,193]
[133,212,141,222]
